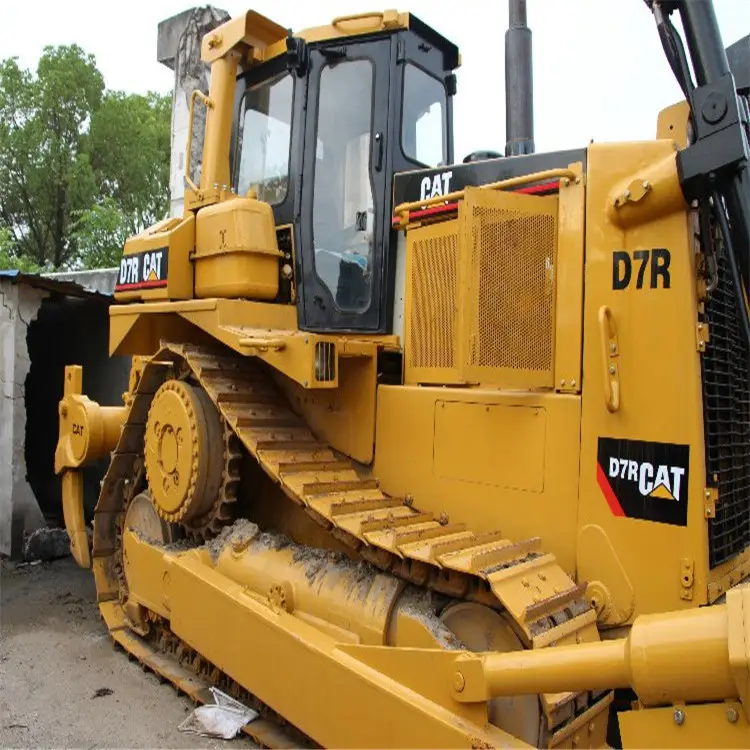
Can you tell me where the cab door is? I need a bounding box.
[299,38,392,332]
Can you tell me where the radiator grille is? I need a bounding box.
[409,231,459,370]
[467,203,557,374]
[702,251,750,569]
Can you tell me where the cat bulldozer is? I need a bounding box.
[54,0,750,746]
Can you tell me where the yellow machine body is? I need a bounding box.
[54,6,750,749]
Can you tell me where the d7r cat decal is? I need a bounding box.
[597,437,689,526]
[115,247,169,291]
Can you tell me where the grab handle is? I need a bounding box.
[598,305,621,413]
[185,89,213,192]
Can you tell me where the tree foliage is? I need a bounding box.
[0,45,171,271]
[89,91,171,236]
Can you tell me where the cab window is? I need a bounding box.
[312,59,375,313]
[236,71,293,204]
[402,63,447,167]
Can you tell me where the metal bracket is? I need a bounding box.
[613,178,652,209]
[697,321,710,352]
[704,487,718,519]
[680,558,695,601]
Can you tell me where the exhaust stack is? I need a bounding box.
[505,0,534,156]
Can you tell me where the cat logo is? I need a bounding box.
[606,457,685,502]
[597,437,690,527]
[420,171,453,201]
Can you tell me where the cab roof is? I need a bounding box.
[201,9,460,72]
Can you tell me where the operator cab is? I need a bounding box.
[230,14,458,333]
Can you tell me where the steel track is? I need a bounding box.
[92,341,613,748]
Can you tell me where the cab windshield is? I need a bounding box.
[235,70,293,204]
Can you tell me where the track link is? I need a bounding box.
[92,342,611,748]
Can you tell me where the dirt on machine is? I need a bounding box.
[54,1,750,748]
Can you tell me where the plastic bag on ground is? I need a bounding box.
[178,686,258,739]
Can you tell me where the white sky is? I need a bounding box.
[2,0,747,158]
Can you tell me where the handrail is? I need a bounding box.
[331,11,385,28]
[392,167,576,227]
[185,89,214,193]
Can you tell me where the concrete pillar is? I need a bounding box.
[0,279,47,557]
[158,6,230,218]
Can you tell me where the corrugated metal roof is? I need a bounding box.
[0,269,113,299]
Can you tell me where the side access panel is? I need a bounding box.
[577,141,709,625]
[373,384,582,575]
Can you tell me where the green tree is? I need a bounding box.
[0,48,171,271]
[89,90,171,236]
[0,45,104,269]
[69,197,130,269]
[0,225,42,272]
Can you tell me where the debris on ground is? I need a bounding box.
[23,528,71,562]
[178,687,258,740]
[91,688,114,699]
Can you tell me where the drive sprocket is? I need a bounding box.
[144,377,239,539]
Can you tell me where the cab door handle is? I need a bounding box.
[374,132,383,172]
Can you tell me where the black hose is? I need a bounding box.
[652,1,695,105]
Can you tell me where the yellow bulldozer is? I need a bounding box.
[54,0,750,746]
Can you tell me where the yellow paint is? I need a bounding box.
[434,402,546,492]
[194,198,281,300]
[273,353,378,464]
[554,164,586,393]
[114,214,194,303]
[241,10,411,66]
[374,385,582,575]
[125,541,525,748]
[144,379,224,523]
[53,2,750,743]
[198,53,238,194]
[458,590,746,706]
[404,186,563,391]
[576,141,713,624]
[619,702,749,749]
[54,364,127,568]
[459,188,559,390]
[201,10,288,65]
[656,100,690,148]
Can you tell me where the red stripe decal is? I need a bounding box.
[114,279,167,291]
[393,179,560,225]
[597,463,625,517]
[516,180,560,194]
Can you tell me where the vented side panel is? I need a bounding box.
[405,221,462,383]
[703,251,750,569]
[463,189,558,388]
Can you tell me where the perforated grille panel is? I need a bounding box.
[464,192,558,387]
[404,190,558,387]
[702,250,750,569]
[408,229,459,372]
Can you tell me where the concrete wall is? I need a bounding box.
[0,279,48,556]
[0,269,131,558]
[158,6,229,217]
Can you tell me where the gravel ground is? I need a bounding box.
[0,556,256,749]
